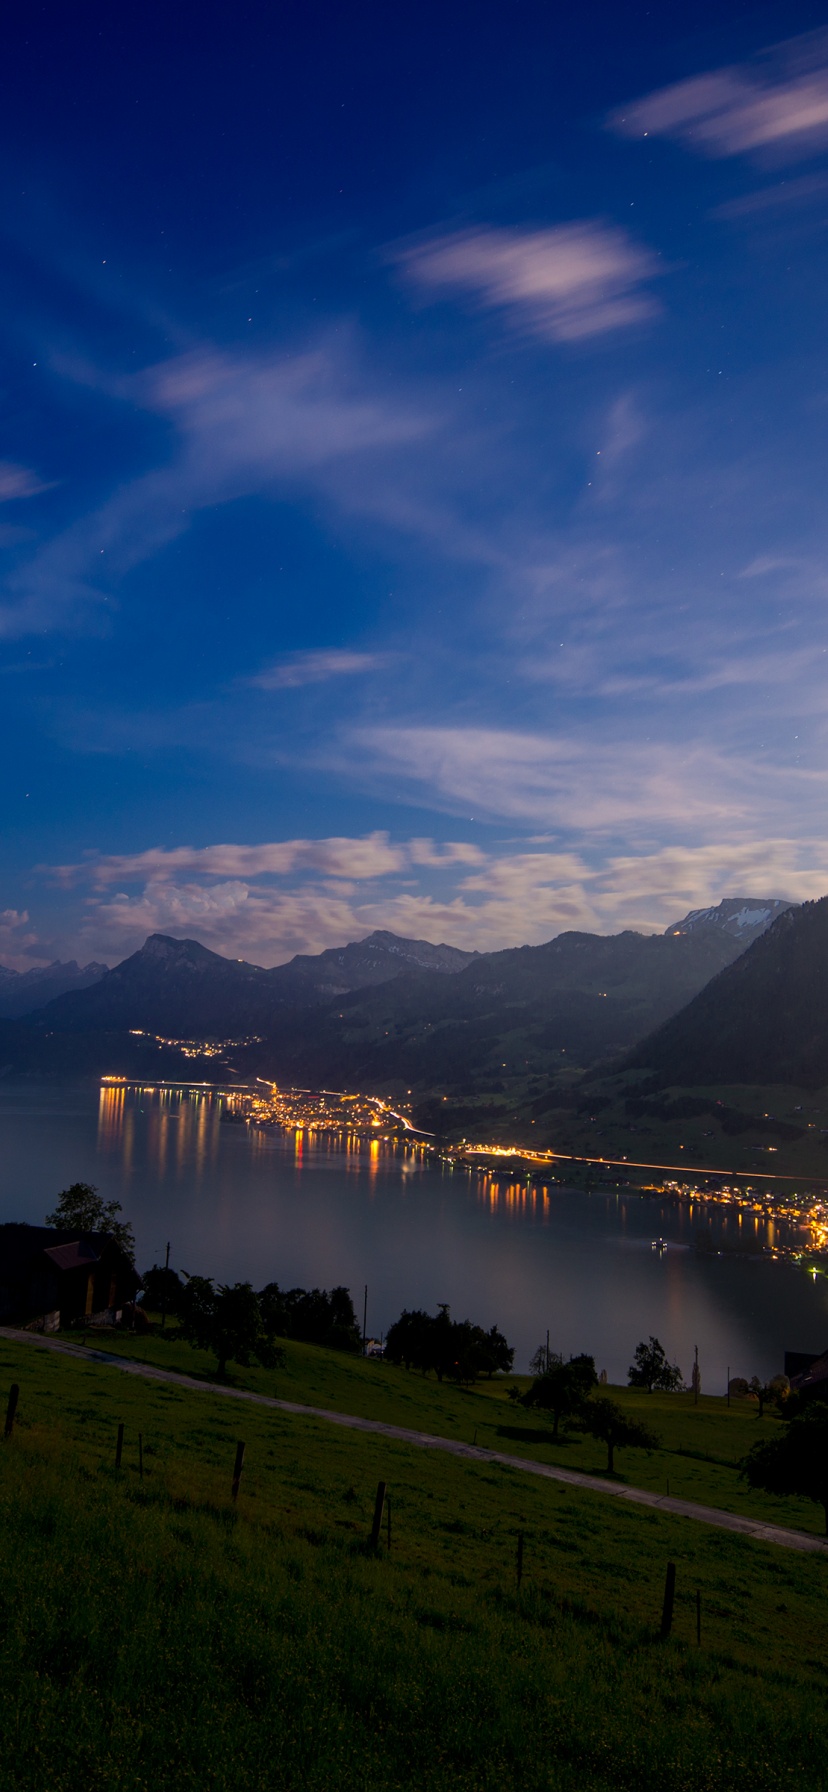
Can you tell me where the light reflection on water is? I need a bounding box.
[0,1081,826,1381]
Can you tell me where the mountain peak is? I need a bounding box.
[633,895,828,1086]
[664,898,793,944]
[140,933,214,960]
[134,933,259,970]
[0,956,109,1020]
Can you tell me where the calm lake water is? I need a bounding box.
[1,1080,827,1382]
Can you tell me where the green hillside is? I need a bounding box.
[627,898,828,1089]
[509,1073,828,1183]
[71,1326,825,1528]
[1,1333,827,1791]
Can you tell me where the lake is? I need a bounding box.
[1,1080,826,1382]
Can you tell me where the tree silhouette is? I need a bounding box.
[578,1396,660,1474]
[178,1277,283,1377]
[141,1263,185,1317]
[520,1354,597,1439]
[384,1307,513,1382]
[628,1336,683,1393]
[740,1407,828,1534]
[46,1182,135,1263]
[748,1374,789,1418]
[258,1283,361,1352]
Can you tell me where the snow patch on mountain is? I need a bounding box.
[664,897,793,944]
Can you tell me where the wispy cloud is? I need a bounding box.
[392,221,662,341]
[0,339,433,639]
[345,725,749,831]
[0,908,42,972]
[711,172,828,219]
[250,649,388,690]
[610,31,828,163]
[0,463,50,501]
[40,831,828,968]
[140,343,429,469]
[47,832,413,888]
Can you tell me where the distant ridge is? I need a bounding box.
[0,958,107,1020]
[0,896,794,1091]
[628,897,828,1087]
[260,900,793,1095]
[663,897,793,942]
[35,929,476,1039]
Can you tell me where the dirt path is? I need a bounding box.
[4,1327,826,1556]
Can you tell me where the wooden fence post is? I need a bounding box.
[660,1562,676,1639]
[516,1530,524,1590]
[231,1441,245,1501]
[386,1493,391,1552]
[138,1433,144,1481]
[696,1588,701,1646]
[370,1480,387,1548]
[4,1384,19,1439]
[115,1422,124,1470]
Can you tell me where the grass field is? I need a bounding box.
[522,1076,828,1182]
[67,1322,826,1535]
[0,1331,826,1790]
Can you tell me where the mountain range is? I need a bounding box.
[34,929,476,1037]
[627,895,828,1089]
[0,899,793,1105]
[0,958,107,1020]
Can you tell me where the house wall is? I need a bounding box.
[0,1267,61,1325]
[0,1234,138,1328]
[23,1310,60,1334]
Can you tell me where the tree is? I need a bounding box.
[628,1336,683,1394]
[258,1283,362,1352]
[141,1263,185,1318]
[478,1324,514,1379]
[384,1308,434,1371]
[748,1374,789,1418]
[429,1305,457,1382]
[178,1277,283,1377]
[578,1396,660,1474]
[384,1307,514,1383]
[520,1354,597,1439]
[740,1406,828,1534]
[445,1319,510,1384]
[46,1182,135,1263]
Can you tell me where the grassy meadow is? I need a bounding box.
[73,1321,827,1534]
[0,1331,827,1790]
[522,1076,828,1182]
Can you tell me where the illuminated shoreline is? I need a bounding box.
[99,1076,828,1260]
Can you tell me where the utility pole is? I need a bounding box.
[727,1364,730,1408]
[362,1283,368,1356]
[161,1241,171,1330]
[693,1343,700,1405]
[546,1328,550,1372]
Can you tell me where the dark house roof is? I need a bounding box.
[789,1350,828,1397]
[0,1224,139,1326]
[0,1224,121,1276]
[43,1238,101,1272]
[784,1348,828,1380]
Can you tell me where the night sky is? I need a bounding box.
[4,0,828,969]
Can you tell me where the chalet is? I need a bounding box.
[0,1224,139,1331]
[785,1346,828,1402]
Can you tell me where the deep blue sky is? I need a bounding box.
[4,0,828,967]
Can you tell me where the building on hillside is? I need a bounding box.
[0,1224,139,1331]
[785,1347,828,1402]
